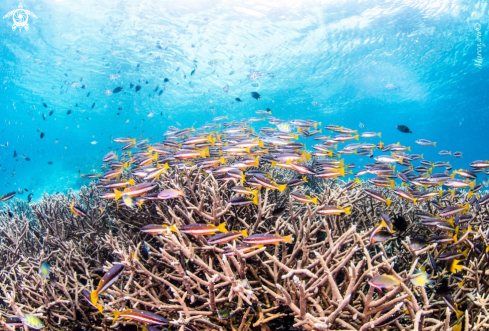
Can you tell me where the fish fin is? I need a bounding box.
[386,199,392,207]
[343,207,351,215]
[217,222,228,233]
[278,184,287,192]
[241,229,248,237]
[283,234,294,244]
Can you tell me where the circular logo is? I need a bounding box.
[474,23,481,31]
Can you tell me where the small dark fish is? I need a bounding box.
[164,78,169,83]
[190,69,196,76]
[13,150,17,158]
[218,309,230,320]
[153,85,159,92]
[156,43,162,49]
[75,103,78,107]
[396,125,412,133]
[27,193,33,203]
[235,98,242,102]
[135,85,141,92]
[272,206,286,217]
[113,86,123,94]
[43,103,47,108]
[81,84,87,89]
[40,132,45,139]
[137,63,140,68]
[47,161,53,165]
[42,114,46,121]
[87,92,91,97]
[49,110,54,116]
[92,103,95,109]
[410,238,428,250]
[130,83,134,88]
[145,80,148,84]
[392,215,408,232]
[67,110,72,115]
[25,157,31,161]
[251,91,260,99]
[158,90,163,96]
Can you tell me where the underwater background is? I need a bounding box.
[0,0,488,201]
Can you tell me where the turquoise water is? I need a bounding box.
[0,0,487,201]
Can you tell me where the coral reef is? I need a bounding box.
[0,164,487,331]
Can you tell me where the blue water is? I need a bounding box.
[0,0,488,201]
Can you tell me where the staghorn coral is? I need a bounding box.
[0,164,488,331]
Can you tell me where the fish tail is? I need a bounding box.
[169,225,178,233]
[378,132,381,138]
[128,179,135,186]
[91,290,100,308]
[131,138,136,144]
[278,184,287,192]
[354,135,359,140]
[283,234,294,244]
[163,162,170,170]
[386,199,392,207]
[259,140,264,148]
[271,161,277,167]
[220,157,226,164]
[112,311,121,323]
[343,207,351,215]
[412,198,417,205]
[217,222,228,234]
[307,152,311,161]
[433,142,436,147]
[408,146,411,151]
[312,197,318,205]
[241,229,248,237]
[114,189,122,201]
[241,173,246,184]
[339,167,345,177]
[390,180,395,189]
[355,177,361,184]
[252,194,258,205]
[302,176,308,183]
[470,180,475,190]
[294,135,299,140]
[439,190,443,196]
